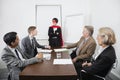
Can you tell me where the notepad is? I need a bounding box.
[37,49,52,53]
[54,48,68,52]
[53,59,72,65]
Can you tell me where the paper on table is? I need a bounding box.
[37,49,52,53]
[53,59,73,65]
[54,48,68,52]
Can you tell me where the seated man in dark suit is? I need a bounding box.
[1,32,43,80]
[64,26,96,77]
[81,27,116,80]
[21,26,50,59]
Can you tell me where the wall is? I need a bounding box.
[0,0,120,79]
[0,0,91,68]
[0,0,91,51]
[91,0,120,79]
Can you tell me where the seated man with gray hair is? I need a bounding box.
[64,26,96,77]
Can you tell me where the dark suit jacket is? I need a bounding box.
[83,46,116,77]
[1,45,41,80]
[48,26,63,48]
[21,36,45,59]
[67,36,96,61]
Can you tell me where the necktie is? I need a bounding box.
[15,49,21,60]
[32,39,35,49]
[76,39,86,55]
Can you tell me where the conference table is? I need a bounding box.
[19,50,77,80]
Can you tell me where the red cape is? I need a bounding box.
[50,25,64,46]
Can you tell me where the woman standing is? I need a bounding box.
[48,18,63,48]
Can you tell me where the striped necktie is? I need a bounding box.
[15,49,21,60]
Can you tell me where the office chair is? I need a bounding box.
[6,65,11,80]
[112,58,118,69]
[80,71,105,80]
[80,58,118,80]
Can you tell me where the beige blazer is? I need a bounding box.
[67,36,96,60]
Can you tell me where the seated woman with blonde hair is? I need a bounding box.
[81,27,116,80]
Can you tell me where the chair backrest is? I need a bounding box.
[81,71,105,80]
[106,58,118,75]
[94,58,118,80]
[93,65,113,80]
[112,58,118,69]
[81,58,118,80]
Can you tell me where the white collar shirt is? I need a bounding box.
[8,46,25,61]
[94,46,109,60]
